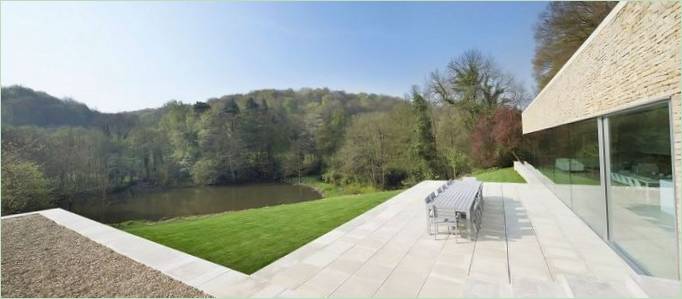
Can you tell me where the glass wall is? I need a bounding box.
[525,119,605,237]
[569,119,605,238]
[607,102,677,279]
[523,101,677,279]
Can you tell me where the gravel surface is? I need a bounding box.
[1,214,209,298]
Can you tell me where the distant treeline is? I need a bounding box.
[0,50,525,215]
[1,86,405,213]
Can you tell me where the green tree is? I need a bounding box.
[434,105,472,177]
[314,102,347,167]
[411,88,444,180]
[1,152,51,214]
[195,102,244,184]
[158,101,200,179]
[282,126,316,183]
[330,103,417,188]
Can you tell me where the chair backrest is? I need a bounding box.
[425,192,436,204]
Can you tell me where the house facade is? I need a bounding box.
[521,1,680,280]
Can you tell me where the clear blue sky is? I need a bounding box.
[2,1,547,112]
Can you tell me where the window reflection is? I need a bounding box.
[608,103,676,279]
[522,102,677,279]
[570,120,604,238]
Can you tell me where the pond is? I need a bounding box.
[64,183,322,224]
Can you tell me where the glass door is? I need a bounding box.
[605,101,678,279]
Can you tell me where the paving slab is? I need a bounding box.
[8,177,670,298]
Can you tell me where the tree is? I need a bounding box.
[196,103,244,184]
[411,88,443,180]
[193,101,211,113]
[470,106,523,168]
[434,105,472,177]
[314,101,348,167]
[470,115,497,168]
[332,113,391,187]
[533,1,616,90]
[1,151,51,214]
[429,49,526,129]
[282,127,315,183]
[158,101,200,179]
[491,106,523,163]
[330,102,420,188]
[191,158,221,185]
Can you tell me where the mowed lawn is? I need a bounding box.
[473,167,526,183]
[118,190,400,274]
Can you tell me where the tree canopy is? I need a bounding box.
[532,1,616,90]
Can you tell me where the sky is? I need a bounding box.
[1,1,547,113]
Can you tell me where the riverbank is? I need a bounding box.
[287,176,379,198]
[118,190,399,274]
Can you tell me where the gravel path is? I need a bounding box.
[1,214,209,298]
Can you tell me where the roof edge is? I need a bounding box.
[523,1,627,114]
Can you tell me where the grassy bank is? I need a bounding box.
[117,190,399,274]
[472,167,526,183]
[287,176,378,197]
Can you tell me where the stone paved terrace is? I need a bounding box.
[212,180,679,297]
[7,180,680,297]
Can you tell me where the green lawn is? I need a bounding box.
[288,176,378,197]
[117,190,399,274]
[472,167,526,183]
[538,167,600,185]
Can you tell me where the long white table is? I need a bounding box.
[432,179,483,239]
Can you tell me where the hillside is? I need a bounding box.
[1,85,406,215]
[1,85,402,129]
[1,86,102,127]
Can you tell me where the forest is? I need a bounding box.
[1,2,615,215]
[1,50,526,215]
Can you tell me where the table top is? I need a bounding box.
[433,179,482,213]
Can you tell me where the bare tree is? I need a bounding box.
[428,49,527,128]
[533,1,617,90]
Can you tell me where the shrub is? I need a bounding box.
[1,159,52,214]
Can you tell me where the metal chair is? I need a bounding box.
[431,206,461,239]
[424,193,436,234]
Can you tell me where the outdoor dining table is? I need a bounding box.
[432,179,483,240]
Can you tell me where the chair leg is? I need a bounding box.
[434,223,438,240]
[427,219,431,235]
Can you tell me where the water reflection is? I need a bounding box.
[65,183,322,223]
